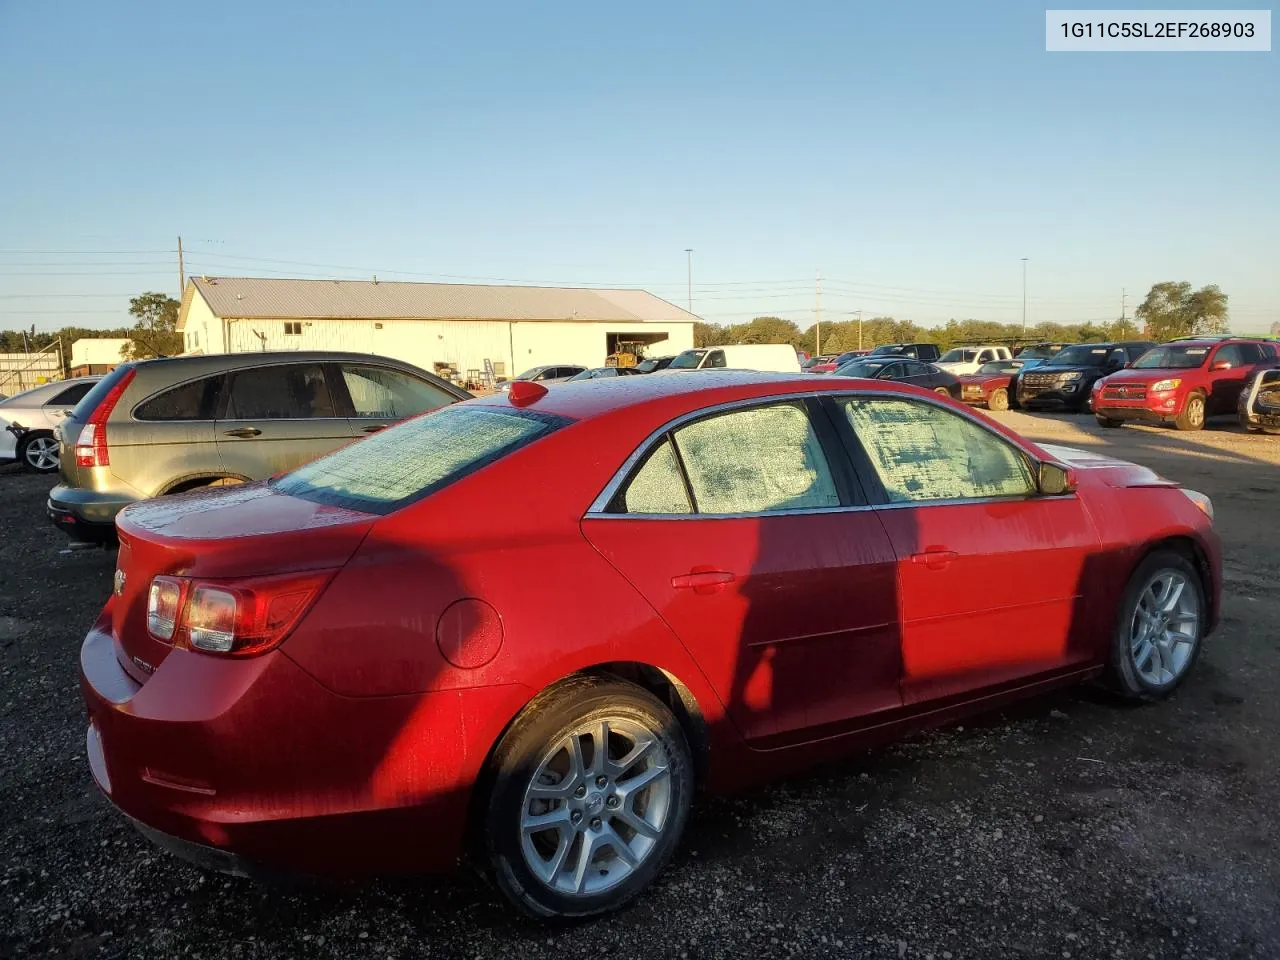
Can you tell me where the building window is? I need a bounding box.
[284,322,303,336]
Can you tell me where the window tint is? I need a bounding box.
[274,406,560,515]
[705,350,727,369]
[1107,348,1128,367]
[1126,344,1153,363]
[672,402,839,515]
[47,382,95,406]
[68,363,136,421]
[1214,345,1245,368]
[134,375,224,421]
[1238,343,1266,364]
[879,362,906,379]
[224,364,335,419]
[341,365,454,419]
[841,398,1036,503]
[614,438,692,514]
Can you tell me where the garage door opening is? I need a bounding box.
[605,332,670,367]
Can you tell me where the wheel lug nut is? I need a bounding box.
[590,817,602,830]
[570,811,582,824]
[574,785,586,798]
[606,795,620,808]
[596,776,608,788]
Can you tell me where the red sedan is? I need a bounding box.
[957,359,1026,410]
[81,372,1220,918]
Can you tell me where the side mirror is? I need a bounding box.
[1210,360,1231,371]
[1038,462,1078,496]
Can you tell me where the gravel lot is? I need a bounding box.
[3,411,1278,960]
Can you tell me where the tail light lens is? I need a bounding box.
[75,368,136,468]
[145,570,335,657]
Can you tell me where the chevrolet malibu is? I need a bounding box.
[82,372,1220,918]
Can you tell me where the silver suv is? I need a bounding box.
[48,351,469,543]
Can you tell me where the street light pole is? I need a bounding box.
[854,310,863,350]
[684,249,693,316]
[1020,258,1029,336]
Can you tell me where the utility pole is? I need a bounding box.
[684,249,693,316]
[855,310,863,350]
[814,270,822,356]
[1120,288,1128,333]
[1020,258,1029,335]
[177,235,186,296]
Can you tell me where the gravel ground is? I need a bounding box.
[2,412,1278,959]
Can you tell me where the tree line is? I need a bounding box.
[695,282,1233,353]
[0,293,183,372]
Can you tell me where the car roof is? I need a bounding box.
[131,350,430,373]
[1166,337,1267,346]
[472,369,907,421]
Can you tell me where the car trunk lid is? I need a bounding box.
[110,482,376,683]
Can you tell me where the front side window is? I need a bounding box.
[705,350,727,369]
[878,362,906,379]
[135,375,225,421]
[224,364,335,419]
[341,365,454,419]
[275,405,561,514]
[1213,345,1245,368]
[841,397,1035,503]
[672,402,838,515]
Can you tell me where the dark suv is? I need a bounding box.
[868,342,942,362]
[48,351,469,543]
[1016,341,1156,412]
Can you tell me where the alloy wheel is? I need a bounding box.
[520,718,672,897]
[1186,397,1205,428]
[24,436,59,471]
[1130,568,1201,686]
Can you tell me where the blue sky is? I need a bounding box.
[1,0,1276,332]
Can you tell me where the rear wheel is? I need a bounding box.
[1095,414,1123,429]
[483,676,694,918]
[987,388,1009,412]
[18,432,60,473]
[1105,550,1206,701]
[1175,393,1206,431]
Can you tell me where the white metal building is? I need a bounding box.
[70,338,132,376]
[177,277,697,381]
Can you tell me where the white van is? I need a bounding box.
[664,343,802,374]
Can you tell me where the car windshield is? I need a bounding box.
[567,369,596,381]
[1044,345,1109,367]
[976,361,1017,375]
[835,360,890,378]
[634,359,659,372]
[668,349,705,369]
[274,405,564,515]
[940,348,978,363]
[514,367,551,381]
[1131,345,1213,369]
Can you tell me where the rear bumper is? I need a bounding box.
[79,615,526,877]
[47,485,134,543]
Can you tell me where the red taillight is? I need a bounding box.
[75,368,136,468]
[153,570,335,657]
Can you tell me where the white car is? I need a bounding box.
[0,377,100,473]
[934,345,1014,376]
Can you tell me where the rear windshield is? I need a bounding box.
[68,363,136,420]
[273,404,565,515]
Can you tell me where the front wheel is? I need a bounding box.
[1175,393,1206,431]
[1105,550,1206,701]
[19,432,60,473]
[483,676,694,918]
[987,388,1009,412]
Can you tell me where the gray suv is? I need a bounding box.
[48,351,469,543]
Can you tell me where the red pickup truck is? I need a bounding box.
[1092,338,1279,431]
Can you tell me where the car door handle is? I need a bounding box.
[223,427,262,438]
[911,549,958,570]
[362,424,388,433]
[671,569,736,594]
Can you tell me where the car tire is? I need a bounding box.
[483,675,694,918]
[1104,549,1206,702]
[18,431,60,473]
[988,389,1009,412]
[1175,392,1206,431]
[1095,415,1123,429]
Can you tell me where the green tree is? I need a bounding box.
[727,316,801,346]
[693,321,727,347]
[122,292,184,359]
[1135,282,1228,340]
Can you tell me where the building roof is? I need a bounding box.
[182,276,699,326]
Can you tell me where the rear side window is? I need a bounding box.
[134,375,225,421]
[47,382,95,407]
[274,405,563,514]
[224,364,335,419]
[69,363,136,421]
[615,438,692,514]
[341,365,455,419]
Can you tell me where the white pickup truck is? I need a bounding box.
[934,345,1014,376]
